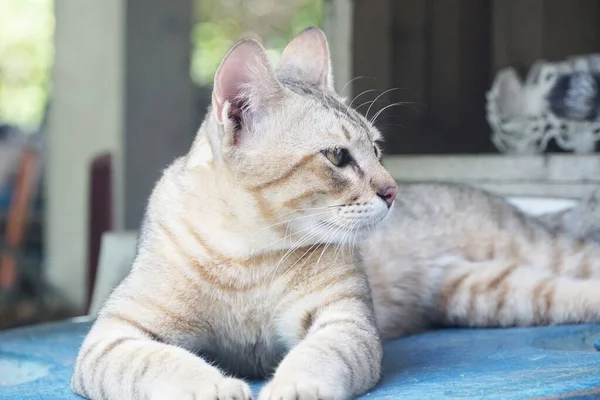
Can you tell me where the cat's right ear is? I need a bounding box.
[212,39,282,147]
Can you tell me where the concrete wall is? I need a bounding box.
[46,0,124,309]
[46,0,194,310]
[323,0,354,96]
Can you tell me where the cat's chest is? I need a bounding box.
[207,292,278,335]
[200,291,286,377]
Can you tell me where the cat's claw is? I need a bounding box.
[258,381,336,400]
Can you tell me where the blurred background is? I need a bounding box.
[1,0,599,329]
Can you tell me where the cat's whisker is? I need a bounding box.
[284,219,292,248]
[349,218,363,260]
[253,217,330,254]
[315,220,346,268]
[256,210,332,233]
[305,205,341,211]
[333,219,355,261]
[266,219,336,282]
[288,239,324,272]
[340,76,375,97]
[278,216,341,275]
[354,99,377,112]
[271,205,336,221]
[309,222,339,268]
[282,218,345,276]
[343,218,360,259]
[370,102,414,125]
[365,88,404,120]
[348,89,379,108]
[345,217,362,246]
[377,123,406,130]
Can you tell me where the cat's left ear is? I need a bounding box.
[277,27,334,91]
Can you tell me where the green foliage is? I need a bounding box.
[191,0,323,86]
[0,0,53,130]
[0,0,322,129]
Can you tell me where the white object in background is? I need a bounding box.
[487,54,600,154]
[507,196,577,216]
[88,231,138,317]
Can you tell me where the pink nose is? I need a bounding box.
[377,185,398,208]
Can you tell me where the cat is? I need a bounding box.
[362,182,600,340]
[71,27,600,400]
[537,188,600,242]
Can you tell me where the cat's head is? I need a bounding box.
[192,27,397,249]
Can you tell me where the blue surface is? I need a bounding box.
[0,320,599,399]
[0,190,10,212]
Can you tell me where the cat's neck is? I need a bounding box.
[173,130,285,261]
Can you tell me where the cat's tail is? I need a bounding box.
[437,240,600,328]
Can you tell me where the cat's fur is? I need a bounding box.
[72,28,600,400]
[363,182,600,340]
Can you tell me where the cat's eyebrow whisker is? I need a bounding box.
[355,90,409,116]
[348,89,379,108]
[377,123,406,130]
[340,76,375,97]
[370,102,414,125]
[365,88,404,120]
[354,99,377,112]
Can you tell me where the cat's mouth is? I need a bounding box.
[315,212,389,239]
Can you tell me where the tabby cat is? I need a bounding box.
[72,28,600,400]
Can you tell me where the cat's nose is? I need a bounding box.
[377,185,398,208]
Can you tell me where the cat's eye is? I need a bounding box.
[323,148,350,167]
[374,142,383,160]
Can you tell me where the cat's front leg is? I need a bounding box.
[260,295,383,400]
[72,316,252,400]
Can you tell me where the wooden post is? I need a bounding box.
[386,0,492,154]
[492,0,600,74]
[124,0,194,229]
[351,0,393,128]
[428,0,492,154]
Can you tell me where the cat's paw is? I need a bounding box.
[258,380,337,400]
[169,377,253,400]
[214,377,253,400]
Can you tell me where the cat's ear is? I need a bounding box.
[212,38,282,146]
[277,27,334,90]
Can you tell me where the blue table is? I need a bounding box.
[1,319,599,399]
